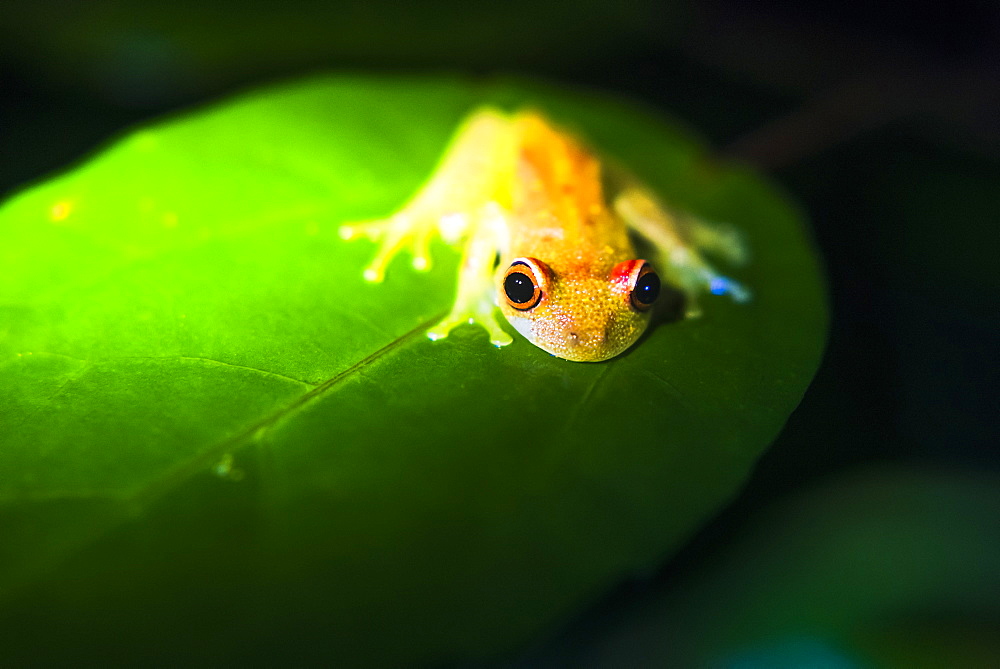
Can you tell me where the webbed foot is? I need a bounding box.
[338,214,437,282]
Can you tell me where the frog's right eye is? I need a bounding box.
[502,257,548,311]
[611,259,660,312]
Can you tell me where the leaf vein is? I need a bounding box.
[114,356,317,388]
[0,359,93,451]
[128,313,446,506]
[562,365,613,435]
[8,352,317,387]
[643,370,691,409]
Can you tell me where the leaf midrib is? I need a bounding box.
[1,312,445,507]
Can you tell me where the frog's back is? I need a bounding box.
[507,112,632,267]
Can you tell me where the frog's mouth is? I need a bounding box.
[505,313,641,362]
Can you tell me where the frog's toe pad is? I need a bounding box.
[427,313,513,347]
[708,275,752,303]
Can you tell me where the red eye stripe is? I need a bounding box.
[610,259,659,312]
[610,259,646,292]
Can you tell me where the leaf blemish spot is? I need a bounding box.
[49,201,73,222]
[213,454,245,482]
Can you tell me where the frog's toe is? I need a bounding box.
[408,228,436,271]
[426,317,460,341]
[486,326,514,347]
[707,274,751,303]
[427,311,513,347]
[338,218,390,241]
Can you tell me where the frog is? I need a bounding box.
[339,108,749,362]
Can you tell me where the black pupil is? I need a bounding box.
[504,272,536,304]
[634,271,660,305]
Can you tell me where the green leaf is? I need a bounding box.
[0,74,826,665]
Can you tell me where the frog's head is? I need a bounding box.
[497,257,660,362]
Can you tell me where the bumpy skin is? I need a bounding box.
[339,108,749,362]
[498,114,648,361]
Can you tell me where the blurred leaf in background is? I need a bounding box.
[519,466,1000,668]
[0,0,680,106]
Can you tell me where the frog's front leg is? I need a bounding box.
[339,108,516,345]
[338,108,513,282]
[426,202,512,347]
[613,185,750,317]
[342,200,513,346]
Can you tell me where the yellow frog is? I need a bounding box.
[339,108,749,362]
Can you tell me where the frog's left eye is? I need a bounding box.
[502,257,549,311]
[612,259,660,312]
[631,265,660,310]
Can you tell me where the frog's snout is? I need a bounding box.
[504,295,647,362]
[566,329,604,349]
[552,325,618,362]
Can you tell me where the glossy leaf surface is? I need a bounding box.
[0,75,826,665]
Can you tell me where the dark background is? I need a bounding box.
[2,0,997,665]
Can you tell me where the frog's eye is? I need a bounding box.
[612,259,660,312]
[502,257,549,311]
[631,265,660,310]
